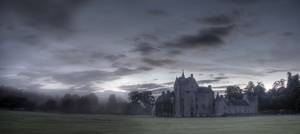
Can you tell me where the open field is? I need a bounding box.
[0,110,300,134]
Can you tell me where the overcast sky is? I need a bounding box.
[0,0,299,96]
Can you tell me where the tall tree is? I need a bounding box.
[128,91,155,115]
[254,82,266,111]
[245,81,255,94]
[225,86,243,103]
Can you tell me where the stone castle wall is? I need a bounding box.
[214,95,258,116]
[156,73,258,117]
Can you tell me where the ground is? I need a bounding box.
[0,110,300,134]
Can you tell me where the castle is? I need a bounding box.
[155,72,257,117]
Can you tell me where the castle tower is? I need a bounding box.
[174,72,214,117]
[181,70,185,78]
[174,76,182,117]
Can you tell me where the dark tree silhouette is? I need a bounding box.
[106,94,128,114]
[61,94,79,113]
[225,86,243,103]
[128,91,155,115]
[43,99,57,112]
[245,81,255,94]
[253,82,266,111]
[155,91,175,117]
[76,93,99,113]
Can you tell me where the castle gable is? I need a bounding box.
[175,74,199,92]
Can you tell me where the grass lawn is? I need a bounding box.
[0,110,300,134]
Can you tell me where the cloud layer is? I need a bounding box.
[0,0,299,95]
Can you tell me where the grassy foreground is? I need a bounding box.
[0,110,300,134]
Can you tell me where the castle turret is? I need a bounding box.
[181,70,185,78]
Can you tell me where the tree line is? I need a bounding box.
[0,86,128,114]
[1,72,300,115]
[224,72,300,113]
[0,85,156,115]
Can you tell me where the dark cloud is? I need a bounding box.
[213,84,246,89]
[223,0,259,4]
[132,42,159,55]
[133,34,160,42]
[163,81,174,86]
[0,75,43,91]
[113,66,153,76]
[214,76,229,80]
[264,68,290,74]
[167,50,182,56]
[197,75,229,84]
[198,15,235,25]
[164,25,235,49]
[119,83,164,91]
[165,34,222,48]
[52,70,118,85]
[0,0,90,45]
[0,0,88,31]
[132,24,235,57]
[203,25,236,36]
[282,32,294,37]
[18,71,45,79]
[169,71,179,74]
[131,33,161,55]
[146,9,169,16]
[53,48,126,66]
[142,58,176,66]
[53,49,105,64]
[111,61,135,69]
[119,83,171,94]
[69,84,98,92]
[104,54,127,61]
[213,85,230,89]
[197,79,220,84]
[52,66,153,85]
[5,65,153,92]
